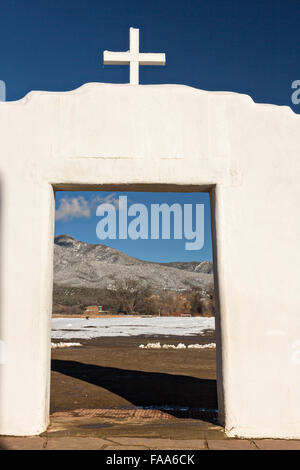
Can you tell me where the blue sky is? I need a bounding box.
[0,0,299,112]
[55,192,212,262]
[1,0,299,261]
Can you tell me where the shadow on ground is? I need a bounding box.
[52,359,218,421]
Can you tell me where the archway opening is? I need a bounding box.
[50,184,222,432]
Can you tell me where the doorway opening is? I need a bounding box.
[50,185,222,430]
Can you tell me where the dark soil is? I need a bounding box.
[51,333,217,414]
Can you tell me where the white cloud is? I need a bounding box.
[91,193,129,211]
[55,193,132,221]
[55,196,91,221]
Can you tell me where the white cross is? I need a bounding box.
[103,27,166,85]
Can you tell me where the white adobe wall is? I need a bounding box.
[0,83,299,437]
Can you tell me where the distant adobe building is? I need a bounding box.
[83,305,109,316]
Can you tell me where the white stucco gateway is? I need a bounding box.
[0,82,299,438]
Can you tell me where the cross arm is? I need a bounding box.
[103,50,131,65]
[138,53,166,66]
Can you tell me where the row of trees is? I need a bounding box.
[53,280,215,317]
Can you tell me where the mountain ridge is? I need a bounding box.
[54,234,213,291]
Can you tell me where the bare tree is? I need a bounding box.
[112,280,153,314]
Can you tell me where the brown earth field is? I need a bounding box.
[50,332,217,414]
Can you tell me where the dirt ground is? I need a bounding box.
[6,334,298,448]
[2,334,299,449]
[51,332,217,413]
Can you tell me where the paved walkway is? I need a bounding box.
[2,435,300,450]
[1,411,300,450]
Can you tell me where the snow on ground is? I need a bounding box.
[139,342,216,349]
[51,342,82,349]
[188,343,216,349]
[51,316,215,340]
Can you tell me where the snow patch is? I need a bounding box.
[139,342,216,349]
[139,342,161,349]
[51,342,82,349]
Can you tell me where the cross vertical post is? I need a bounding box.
[130,27,139,85]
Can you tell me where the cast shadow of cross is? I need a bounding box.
[51,359,218,423]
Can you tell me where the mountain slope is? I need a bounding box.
[160,261,213,274]
[54,235,213,291]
